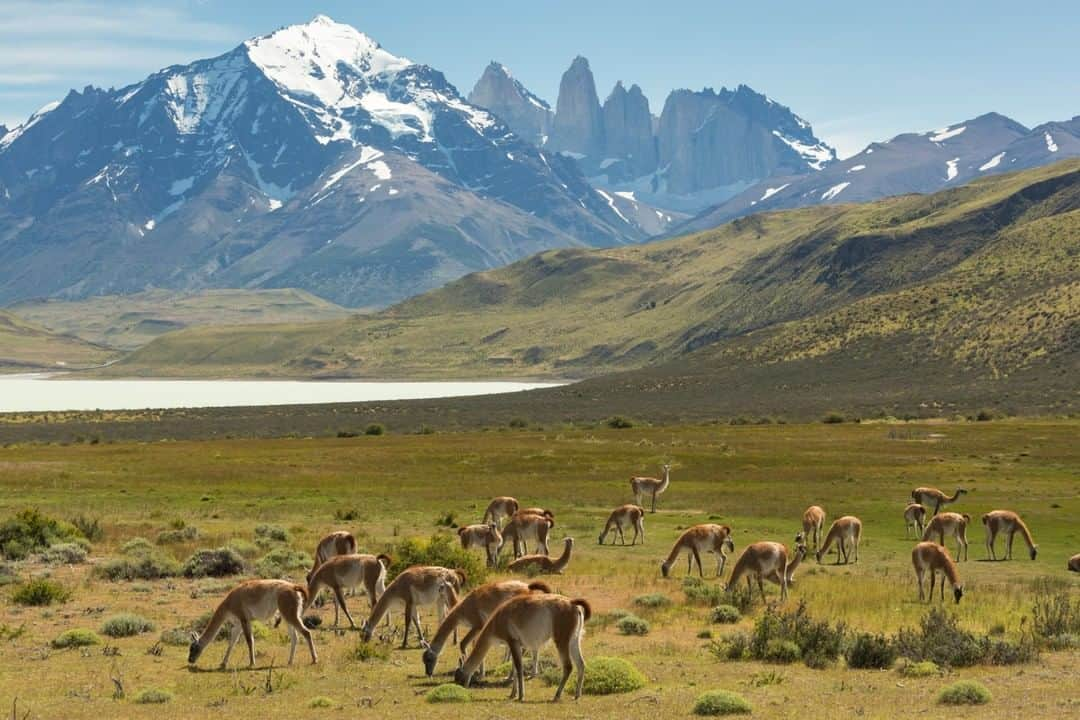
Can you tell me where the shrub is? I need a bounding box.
[434,511,457,528]
[388,534,485,585]
[183,548,245,578]
[693,690,752,715]
[0,509,84,560]
[763,639,801,664]
[347,640,390,662]
[255,547,312,578]
[157,526,198,544]
[938,680,991,705]
[308,696,336,708]
[364,423,385,436]
[41,543,87,565]
[159,628,190,646]
[10,578,71,606]
[101,613,156,638]
[334,508,361,522]
[711,605,741,624]
[682,576,724,605]
[633,593,671,609]
[0,564,15,587]
[749,601,846,668]
[606,416,634,429]
[52,628,101,648]
[709,632,751,661]
[254,524,289,543]
[508,417,528,429]
[425,684,471,703]
[822,411,846,424]
[897,659,940,678]
[895,607,985,668]
[1031,580,1080,638]
[70,515,104,542]
[616,614,650,636]
[133,688,173,705]
[120,537,155,555]
[543,656,645,695]
[981,636,1038,665]
[228,539,259,559]
[96,553,180,581]
[846,632,897,669]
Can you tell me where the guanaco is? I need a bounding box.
[922,512,971,561]
[598,504,646,545]
[188,579,316,668]
[498,511,553,558]
[802,506,826,549]
[726,541,793,601]
[421,579,551,677]
[660,524,734,578]
[306,530,357,583]
[815,516,862,564]
[458,522,503,567]
[482,496,520,526]
[904,502,927,539]
[767,542,808,587]
[1068,553,1080,572]
[982,510,1038,560]
[305,553,389,628]
[455,593,590,702]
[630,463,671,513]
[912,541,963,603]
[911,486,967,515]
[360,566,464,648]
[507,537,575,574]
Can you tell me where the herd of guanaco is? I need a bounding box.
[186,463,1070,703]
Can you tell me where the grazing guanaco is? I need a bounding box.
[802,506,826,549]
[188,579,316,668]
[458,522,503,567]
[1069,553,1080,572]
[726,541,792,601]
[482,496,519,526]
[498,511,553,558]
[306,530,357,583]
[660,524,734,578]
[305,553,389,628]
[454,593,590,702]
[904,502,927,539]
[911,486,967,515]
[520,507,555,521]
[815,516,862,564]
[507,537,575,574]
[421,579,551,677]
[922,512,971,561]
[982,510,1038,560]
[912,541,963,603]
[598,504,646,545]
[360,566,464,648]
[630,463,671,513]
[766,541,808,587]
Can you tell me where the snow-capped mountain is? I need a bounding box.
[676,112,1080,234]
[0,16,640,307]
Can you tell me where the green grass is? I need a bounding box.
[0,310,115,373]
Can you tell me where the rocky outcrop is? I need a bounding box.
[547,56,604,159]
[601,82,657,181]
[467,61,552,147]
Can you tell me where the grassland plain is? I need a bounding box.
[0,311,116,373]
[0,421,1077,718]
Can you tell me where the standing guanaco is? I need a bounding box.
[482,497,520,526]
[767,541,808,587]
[912,541,963,603]
[1068,553,1080,572]
[305,553,389,628]
[307,530,357,583]
[630,464,671,513]
[507,537,575,574]
[911,486,967,515]
[598,504,646,545]
[421,579,551,677]
[360,566,464,648]
[904,502,927,539]
[815,516,862,564]
[726,541,793,601]
[454,593,590,703]
[922,512,971,561]
[498,511,553,558]
[982,510,1038,560]
[458,522,503,567]
[660,524,734,578]
[188,579,316,668]
[801,506,826,549]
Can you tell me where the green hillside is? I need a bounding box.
[0,310,116,372]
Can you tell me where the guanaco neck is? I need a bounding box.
[1013,517,1036,550]
[196,600,234,651]
[663,537,687,568]
[426,595,469,656]
[940,556,961,587]
[458,615,500,678]
[552,541,573,571]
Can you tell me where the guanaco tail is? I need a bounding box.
[726,541,793,601]
[904,502,927,539]
[911,486,967,515]
[660,524,734,578]
[507,537,575,574]
[801,506,826,550]
[815,516,862,564]
[912,541,963,603]
[922,512,970,561]
[982,510,1038,560]
[360,566,464,648]
[304,553,389,628]
[458,522,502,567]
[598,504,646,545]
[630,463,671,513]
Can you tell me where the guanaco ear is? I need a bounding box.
[189,631,198,642]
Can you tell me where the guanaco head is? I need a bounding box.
[660,559,672,578]
[421,642,438,677]
[722,537,735,554]
[795,531,805,544]
[453,569,467,589]
[1029,545,1038,561]
[360,621,373,642]
[453,664,475,688]
[187,631,203,664]
[953,585,964,604]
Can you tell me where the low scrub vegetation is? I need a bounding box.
[895,607,1036,667]
[425,684,470,703]
[52,628,101,648]
[255,548,311,578]
[845,632,898,669]
[938,680,992,705]
[633,593,671,609]
[0,509,87,560]
[40,542,87,565]
[543,656,645,695]
[693,689,753,715]
[710,605,741,624]
[10,578,71,606]
[749,602,846,669]
[182,548,245,578]
[133,688,173,705]
[101,613,156,638]
[387,534,485,586]
[616,614,650,636]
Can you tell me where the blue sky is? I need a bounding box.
[2,0,1077,157]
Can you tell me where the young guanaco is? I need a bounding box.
[726,541,793,601]
[801,506,826,550]
[660,524,734,578]
[458,522,502,567]
[911,486,967,515]
[188,579,316,668]
[815,516,862,564]
[482,496,519,526]
[454,593,590,702]
[507,537,574,574]
[598,504,646,545]
[766,541,808,587]
[904,502,927,539]
[305,553,389,628]
[359,566,464,648]
[982,510,1038,560]
[630,464,671,513]
[922,512,970,561]
[912,541,963,603]
[498,510,553,558]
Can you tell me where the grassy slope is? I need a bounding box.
[0,422,1077,718]
[107,160,1080,383]
[0,309,115,372]
[9,288,354,351]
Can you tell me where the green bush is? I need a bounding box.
[157,526,198,544]
[693,690,753,715]
[633,593,672,609]
[254,547,311,578]
[52,628,101,648]
[425,684,471,703]
[308,696,336,708]
[938,680,991,705]
[96,553,180,581]
[763,639,801,664]
[133,688,173,705]
[70,514,104,542]
[616,614,650,636]
[120,537,155,555]
[682,576,724,605]
[0,563,15,587]
[749,601,845,668]
[101,613,156,638]
[364,423,385,436]
[846,632,897,669]
[822,411,846,424]
[606,415,634,429]
[711,605,741,624]
[41,543,87,565]
[898,660,940,678]
[388,534,484,586]
[10,578,71,606]
[347,640,390,662]
[508,417,528,429]
[0,509,84,560]
[709,631,751,661]
[254,524,289,543]
[159,628,190,646]
[1031,580,1080,638]
[895,607,987,668]
[183,547,245,578]
[228,539,259,559]
[575,657,646,695]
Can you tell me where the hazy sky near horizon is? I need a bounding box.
[2,0,1077,158]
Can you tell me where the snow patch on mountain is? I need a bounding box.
[821,182,850,201]
[847,165,866,173]
[929,125,966,142]
[979,152,1005,171]
[0,100,60,150]
[946,158,959,181]
[1045,132,1059,152]
[595,188,629,223]
[772,131,834,170]
[759,183,790,202]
